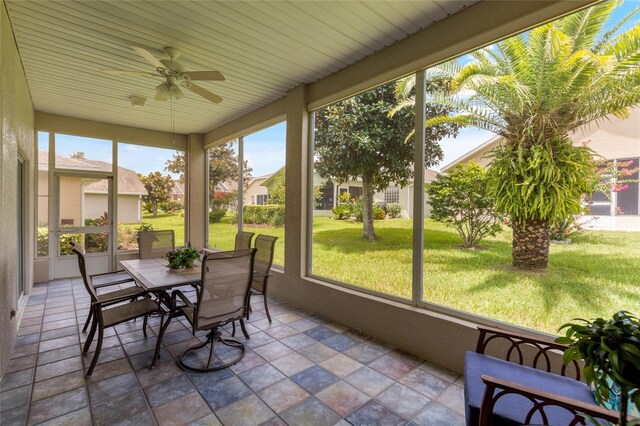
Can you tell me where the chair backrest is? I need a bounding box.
[70,242,98,303]
[195,248,256,330]
[234,231,255,250]
[138,230,175,259]
[252,235,278,293]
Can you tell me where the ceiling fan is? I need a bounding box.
[102,46,225,104]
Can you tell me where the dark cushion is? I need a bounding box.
[464,351,597,426]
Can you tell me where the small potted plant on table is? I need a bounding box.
[165,247,200,269]
[557,311,640,426]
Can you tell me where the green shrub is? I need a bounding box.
[373,207,386,220]
[243,205,285,227]
[37,227,48,257]
[332,195,364,222]
[209,208,228,223]
[374,202,388,213]
[118,225,138,251]
[332,204,351,220]
[59,234,81,255]
[85,233,108,253]
[142,201,153,214]
[159,200,183,214]
[387,203,401,218]
[427,161,502,248]
[350,197,363,222]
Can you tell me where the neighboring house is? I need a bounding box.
[312,168,440,218]
[244,174,271,206]
[170,180,185,202]
[440,107,640,231]
[38,152,147,225]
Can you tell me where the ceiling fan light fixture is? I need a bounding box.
[169,84,184,100]
[155,82,171,101]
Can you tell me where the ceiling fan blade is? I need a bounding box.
[183,71,225,81]
[183,83,223,103]
[131,46,166,70]
[101,69,160,77]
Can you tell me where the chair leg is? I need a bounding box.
[142,315,148,338]
[263,293,272,323]
[240,319,250,339]
[83,310,97,354]
[86,325,104,376]
[179,330,246,373]
[231,321,236,337]
[82,309,93,332]
[151,311,172,369]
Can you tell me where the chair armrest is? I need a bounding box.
[476,326,581,379]
[171,289,195,311]
[92,292,142,307]
[90,270,134,288]
[479,375,619,426]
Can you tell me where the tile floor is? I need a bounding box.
[0,279,466,426]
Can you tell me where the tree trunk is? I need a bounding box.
[511,218,549,270]
[620,389,628,426]
[152,203,158,218]
[361,179,376,241]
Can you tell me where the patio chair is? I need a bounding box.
[235,231,255,250]
[72,245,162,376]
[69,242,141,333]
[160,248,256,372]
[465,326,620,425]
[249,234,278,323]
[138,229,175,259]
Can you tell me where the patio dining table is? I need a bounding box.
[119,258,201,292]
[119,258,202,367]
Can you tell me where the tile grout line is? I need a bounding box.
[23,282,48,426]
[73,277,98,426]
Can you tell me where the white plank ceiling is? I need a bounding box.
[5,0,478,134]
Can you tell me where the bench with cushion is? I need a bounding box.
[464,326,619,425]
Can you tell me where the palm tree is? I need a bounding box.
[394,0,640,270]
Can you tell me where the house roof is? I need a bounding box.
[171,181,185,197]
[5,0,478,134]
[440,135,502,172]
[39,151,147,195]
[441,105,640,172]
[259,167,284,188]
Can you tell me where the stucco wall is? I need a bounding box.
[244,178,268,205]
[84,193,141,224]
[1,1,35,377]
[571,107,640,160]
[58,176,82,226]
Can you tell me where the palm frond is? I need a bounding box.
[424,114,502,135]
[388,97,415,118]
[560,0,620,52]
[394,76,415,101]
[594,5,640,52]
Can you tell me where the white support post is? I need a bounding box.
[412,70,426,304]
[110,140,118,270]
[237,136,244,230]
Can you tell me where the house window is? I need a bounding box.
[257,194,268,205]
[588,158,640,216]
[616,158,639,215]
[316,182,335,210]
[384,186,400,204]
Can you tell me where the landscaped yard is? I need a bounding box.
[122,213,640,334]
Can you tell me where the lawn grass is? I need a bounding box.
[123,213,640,334]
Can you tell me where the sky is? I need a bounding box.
[44,0,639,177]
